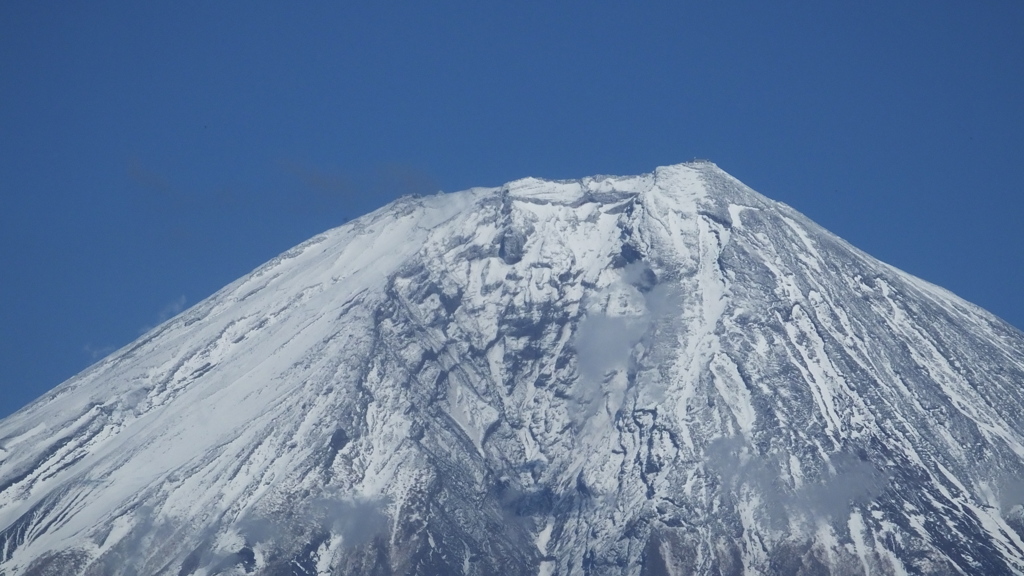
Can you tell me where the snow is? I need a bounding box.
[709,353,756,437]
[3,162,1024,574]
[848,510,873,576]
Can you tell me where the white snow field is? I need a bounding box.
[2,162,1024,575]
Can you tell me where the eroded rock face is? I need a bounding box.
[3,162,1024,575]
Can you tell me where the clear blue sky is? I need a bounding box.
[2,2,1022,418]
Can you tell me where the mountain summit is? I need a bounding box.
[3,162,1024,575]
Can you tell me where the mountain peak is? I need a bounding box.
[3,164,1024,575]
[499,161,733,206]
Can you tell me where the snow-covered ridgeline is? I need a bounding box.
[1,162,1024,575]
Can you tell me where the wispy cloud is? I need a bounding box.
[279,159,440,216]
[236,492,391,549]
[279,159,354,200]
[570,262,680,423]
[706,436,890,528]
[83,343,117,360]
[139,295,187,334]
[127,157,175,197]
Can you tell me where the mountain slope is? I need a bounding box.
[2,162,1024,575]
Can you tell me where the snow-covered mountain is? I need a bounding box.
[3,162,1024,575]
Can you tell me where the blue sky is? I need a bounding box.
[1,2,1022,418]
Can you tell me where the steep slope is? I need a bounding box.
[2,162,1024,575]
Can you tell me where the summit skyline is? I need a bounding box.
[2,2,1023,418]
